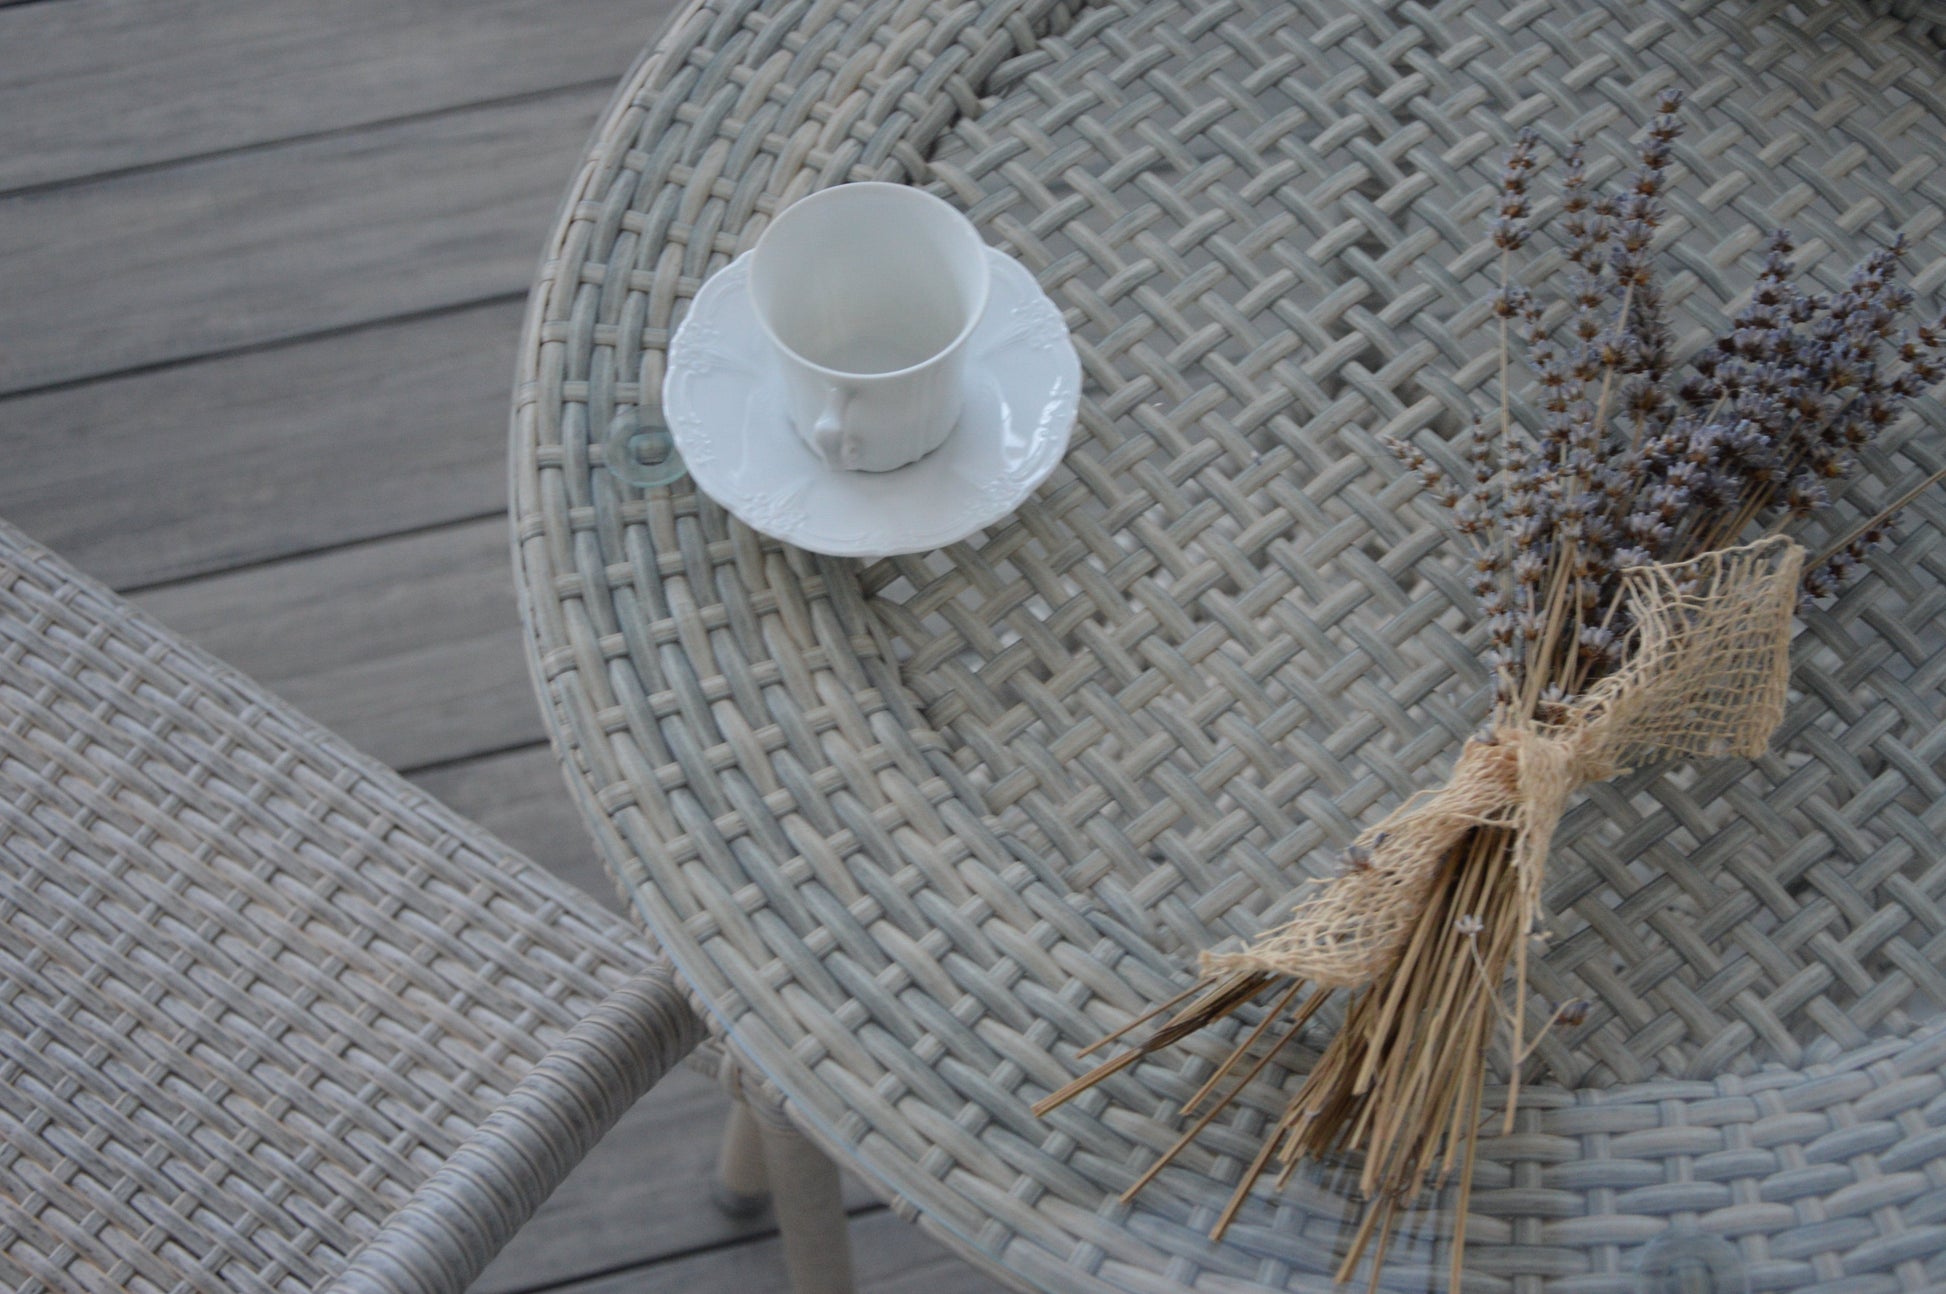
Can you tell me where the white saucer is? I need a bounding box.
[663,247,1080,558]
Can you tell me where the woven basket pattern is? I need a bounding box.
[0,521,660,1294]
[511,0,1946,1288]
[907,0,1946,1089]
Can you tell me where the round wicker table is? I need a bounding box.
[510,1,1946,1290]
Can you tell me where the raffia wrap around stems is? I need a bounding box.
[1203,536,1806,992]
[1033,537,1816,1281]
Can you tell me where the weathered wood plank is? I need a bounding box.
[0,301,523,589]
[0,0,672,194]
[411,744,622,914]
[547,1206,1013,1294]
[475,1065,884,1294]
[133,519,538,772]
[0,83,607,395]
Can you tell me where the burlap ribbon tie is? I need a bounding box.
[1204,537,1806,989]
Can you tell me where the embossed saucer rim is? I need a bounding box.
[662,247,1080,557]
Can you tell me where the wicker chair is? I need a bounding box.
[0,517,706,1294]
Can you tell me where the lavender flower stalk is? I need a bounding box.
[1041,91,1945,1294]
[1390,90,1944,724]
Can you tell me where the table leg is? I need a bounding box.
[711,1092,857,1294]
[713,1097,771,1217]
[756,1114,855,1294]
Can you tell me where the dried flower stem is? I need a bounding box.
[1807,463,1946,564]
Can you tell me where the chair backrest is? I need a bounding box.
[0,520,656,1293]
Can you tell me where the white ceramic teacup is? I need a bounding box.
[750,182,991,473]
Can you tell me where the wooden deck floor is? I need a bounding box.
[0,3,1012,1291]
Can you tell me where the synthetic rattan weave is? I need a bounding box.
[0,519,705,1294]
[511,0,1946,1289]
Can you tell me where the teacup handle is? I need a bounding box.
[809,385,855,469]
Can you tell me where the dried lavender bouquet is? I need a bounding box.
[1036,90,1946,1288]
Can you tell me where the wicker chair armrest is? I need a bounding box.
[323,966,707,1294]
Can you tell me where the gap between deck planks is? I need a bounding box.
[0,302,522,588]
[0,83,611,395]
[0,0,1014,1290]
[0,0,662,193]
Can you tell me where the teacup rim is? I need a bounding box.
[749,181,994,382]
